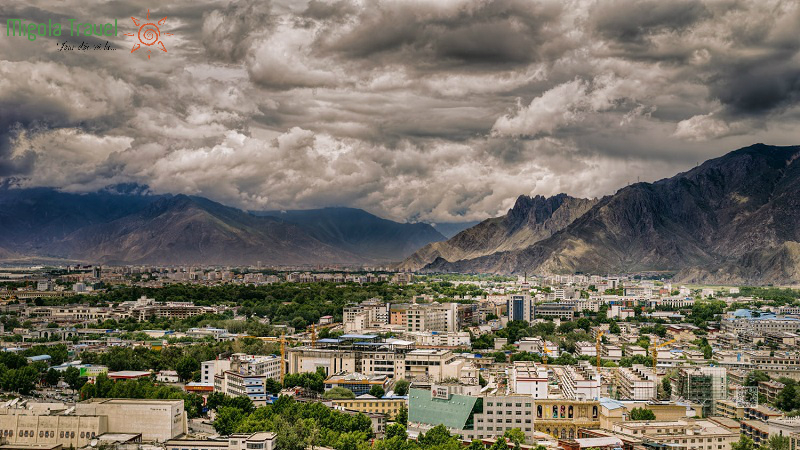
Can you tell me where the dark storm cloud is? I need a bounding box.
[317,0,565,68]
[2,0,800,222]
[201,0,274,62]
[589,0,710,47]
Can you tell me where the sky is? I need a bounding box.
[1,0,799,224]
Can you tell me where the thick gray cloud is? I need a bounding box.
[2,0,800,223]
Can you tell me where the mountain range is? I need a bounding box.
[415,144,800,284]
[400,194,597,271]
[0,188,446,265]
[3,144,799,283]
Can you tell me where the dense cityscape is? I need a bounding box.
[4,0,800,450]
[0,265,798,450]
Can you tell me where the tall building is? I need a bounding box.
[507,294,532,322]
[676,366,727,415]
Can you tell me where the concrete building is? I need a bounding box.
[328,397,407,420]
[166,433,276,450]
[675,366,727,416]
[510,362,549,399]
[74,398,186,442]
[607,418,737,450]
[404,349,457,381]
[0,410,106,448]
[324,372,389,396]
[616,364,657,401]
[201,359,232,384]
[555,362,600,401]
[533,303,575,321]
[406,304,449,333]
[507,294,533,322]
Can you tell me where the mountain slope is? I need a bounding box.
[51,196,361,265]
[430,221,481,239]
[0,187,160,255]
[400,194,597,270]
[0,187,445,265]
[425,144,800,284]
[258,207,446,261]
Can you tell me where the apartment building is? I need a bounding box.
[554,361,601,400]
[575,341,597,357]
[214,371,271,404]
[212,354,282,404]
[509,362,549,399]
[328,397,407,420]
[404,349,458,381]
[533,303,575,320]
[601,344,623,362]
[406,304,452,333]
[616,364,657,401]
[403,331,471,347]
[609,419,737,450]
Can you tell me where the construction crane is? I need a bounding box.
[651,339,677,370]
[596,331,604,371]
[541,345,552,365]
[280,333,287,385]
[310,324,317,347]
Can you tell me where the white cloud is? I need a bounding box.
[673,113,731,141]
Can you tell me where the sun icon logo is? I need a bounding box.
[124,9,172,60]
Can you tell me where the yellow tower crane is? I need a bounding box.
[651,339,676,370]
[542,345,552,364]
[596,331,605,371]
[280,333,287,385]
[310,324,317,347]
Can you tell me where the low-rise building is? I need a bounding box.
[324,372,389,396]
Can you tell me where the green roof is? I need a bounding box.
[408,388,480,430]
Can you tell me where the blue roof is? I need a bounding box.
[354,342,383,346]
[599,397,625,410]
[340,334,378,339]
[318,338,340,343]
[27,355,52,362]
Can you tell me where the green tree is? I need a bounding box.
[661,376,672,398]
[490,437,509,450]
[63,366,81,391]
[746,370,770,387]
[396,405,408,426]
[418,424,452,447]
[45,368,61,386]
[731,436,756,450]
[385,424,407,441]
[469,441,486,450]
[1,366,39,395]
[776,384,798,411]
[213,406,245,435]
[175,356,200,382]
[265,378,282,395]
[629,407,656,421]
[393,379,410,396]
[609,321,621,334]
[762,435,790,450]
[323,387,356,400]
[369,385,385,398]
[503,428,526,446]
